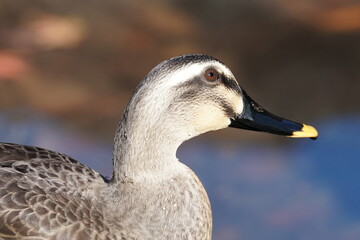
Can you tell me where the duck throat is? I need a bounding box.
[111,103,185,183]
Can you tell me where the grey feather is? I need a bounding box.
[0,54,247,240]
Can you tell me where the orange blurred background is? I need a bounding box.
[1,1,360,240]
[1,0,359,141]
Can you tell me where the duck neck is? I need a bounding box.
[111,105,186,183]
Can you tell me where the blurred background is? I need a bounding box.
[0,0,360,239]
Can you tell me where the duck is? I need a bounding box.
[0,54,318,240]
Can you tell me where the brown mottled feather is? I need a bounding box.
[0,143,109,240]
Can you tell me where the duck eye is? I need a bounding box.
[204,69,219,81]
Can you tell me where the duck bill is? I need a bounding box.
[229,90,318,139]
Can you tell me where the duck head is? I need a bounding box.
[112,54,319,180]
[126,54,318,142]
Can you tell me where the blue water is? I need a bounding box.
[179,115,360,240]
[292,115,360,224]
[0,110,359,240]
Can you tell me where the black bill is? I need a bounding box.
[229,90,318,139]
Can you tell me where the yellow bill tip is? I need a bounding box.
[290,124,318,139]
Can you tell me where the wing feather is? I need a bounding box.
[0,143,109,239]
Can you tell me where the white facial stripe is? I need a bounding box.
[216,84,244,116]
[233,94,244,115]
[158,61,235,89]
[147,60,243,115]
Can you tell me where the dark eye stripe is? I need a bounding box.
[211,95,235,118]
[221,75,241,94]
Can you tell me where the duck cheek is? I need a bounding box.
[231,95,244,116]
[190,105,231,135]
